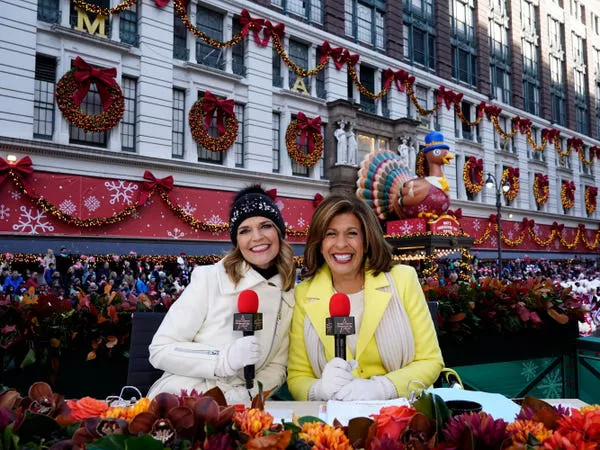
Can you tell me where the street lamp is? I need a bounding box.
[485,172,510,278]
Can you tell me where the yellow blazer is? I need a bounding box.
[287,263,444,400]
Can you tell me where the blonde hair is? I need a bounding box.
[303,194,393,279]
[223,233,296,291]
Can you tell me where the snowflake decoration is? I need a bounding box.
[275,199,284,211]
[181,201,197,215]
[84,196,101,212]
[513,222,521,231]
[554,240,560,249]
[490,235,497,246]
[9,190,21,201]
[131,211,141,219]
[12,206,55,234]
[0,205,10,220]
[104,180,139,205]
[520,361,538,382]
[58,199,77,215]
[472,220,481,231]
[297,217,306,228]
[399,222,414,235]
[418,204,428,213]
[507,230,514,240]
[167,228,185,239]
[204,214,225,236]
[416,221,425,232]
[533,225,541,234]
[538,367,562,398]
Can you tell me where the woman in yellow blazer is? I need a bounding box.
[287,194,443,401]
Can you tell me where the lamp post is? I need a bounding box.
[485,173,510,278]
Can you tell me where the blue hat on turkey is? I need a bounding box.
[423,131,450,153]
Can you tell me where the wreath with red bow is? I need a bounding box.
[533,173,549,206]
[285,112,323,167]
[585,186,598,215]
[501,167,520,202]
[189,91,238,152]
[561,180,576,210]
[463,156,484,194]
[55,57,124,133]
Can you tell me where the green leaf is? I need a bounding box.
[16,412,61,444]
[20,348,36,369]
[296,415,325,425]
[124,435,165,450]
[87,434,131,450]
[2,426,20,450]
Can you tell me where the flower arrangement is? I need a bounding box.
[462,156,484,195]
[0,382,598,449]
[500,167,520,202]
[532,173,549,207]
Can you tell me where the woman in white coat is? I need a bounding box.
[148,186,295,404]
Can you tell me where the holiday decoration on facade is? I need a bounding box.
[189,91,238,152]
[285,112,323,167]
[71,0,137,15]
[561,180,576,211]
[533,173,549,207]
[585,186,598,215]
[501,167,520,202]
[463,156,484,195]
[55,57,124,133]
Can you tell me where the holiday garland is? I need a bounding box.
[188,92,238,152]
[463,156,484,194]
[55,59,124,133]
[561,180,576,210]
[285,113,323,167]
[585,186,598,215]
[533,173,549,207]
[500,168,520,202]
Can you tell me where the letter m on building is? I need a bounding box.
[75,7,107,37]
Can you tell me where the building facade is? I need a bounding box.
[0,0,599,256]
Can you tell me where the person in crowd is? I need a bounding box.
[148,186,296,403]
[55,247,72,291]
[287,194,444,401]
[96,262,111,281]
[25,271,40,290]
[135,272,149,295]
[43,249,56,270]
[2,271,23,297]
[44,263,56,286]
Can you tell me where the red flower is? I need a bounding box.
[370,405,417,440]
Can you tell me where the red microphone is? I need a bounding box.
[325,293,356,360]
[233,290,263,388]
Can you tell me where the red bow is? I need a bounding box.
[319,41,345,70]
[535,173,549,187]
[155,0,169,6]
[261,20,285,46]
[551,221,565,232]
[587,186,598,198]
[265,188,277,201]
[484,105,502,121]
[562,181,576,201]
[522,218,535,229]
[437,86,462,110]
[447,208,462,219]
[507,167,520,179]
[72,56,118,111]
[313,193,324,208]
[489,214,499,224]
[202,91,235,135]
[138,171,174,206]
[0,156,33,186]
[382,69,415,92]
[239,9,266,45]
[542,128,560,144]
[342,49,360,67]
[296,112,322,152]
[467,156,484,183]
[567,137,584,150]
[476,101,487,118]
[512,116,531,134]
[591,146,600,159]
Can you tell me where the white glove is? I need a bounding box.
[310,358,355,400]
[215,335,260,377]
[224,386,254,405]
[333,376,395,401]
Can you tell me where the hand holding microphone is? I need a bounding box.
[233,289,263,389]
[225,335,260,371]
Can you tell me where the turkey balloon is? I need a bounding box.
[357,131,454,220]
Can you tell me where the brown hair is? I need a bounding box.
[222,228,296,291]
[303,194,393,279]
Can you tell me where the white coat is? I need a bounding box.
[147,259,294,400]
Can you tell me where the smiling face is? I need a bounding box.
[237,216,281,269]
[320,212,365,281]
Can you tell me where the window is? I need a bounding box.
[272,49,283,87]
[403,0,435,70]
[291,114,309,176]
[522,40,540,115]
[172,89,185,159]
[581,147,593,176]
[359,66,376,114]
[121,77,137,152]
[120,3,138,46]
[173,7,188,60]
[234,104,244,167]
[550,55,566,125]
[592,13,600,35]
[407,85,430,126]
[272,112,280,173]
[458,101,479,142]
[452,0,476,86]
[196,6,224,69]
[596,81,600,137]
[272,0,323,23]
[548,17,563,51]
[493,116,513,152]
[232,18,245,76]
[288,40,310,91]
[557,139,571,169]
[315,48,326,99]
[572,33,585,65]
[574,67,588,134]
[38,0,60,23]
[520,0,537,33]
[69,60,107,147]
[345,0,386,49]
[489,4,511,104]
[381,76,390,118]
[34,54,56,139]
[527,127,545,161]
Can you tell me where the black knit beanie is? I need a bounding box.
[229,185,286,246]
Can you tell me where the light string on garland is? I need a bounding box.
[285,113,324,167]
[561,180,576,210]
[188,92,238,152]
[500,167,519,202]
[463,156,484,195]
[533,173,549,207]
[585,186,598,215]
[71,0,137,16]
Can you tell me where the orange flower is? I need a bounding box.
[299,421,352,450]
[370,405,417,440]
[507,419,552,443]
[102,397,151,421]
[543,430,596,449]
[67,397,109,421]
[580,405,600,414]
[556,409,600,442]
[234,408,274,438]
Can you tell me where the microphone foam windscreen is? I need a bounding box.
[238,289,259,313]
[329,292,351,316]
